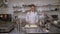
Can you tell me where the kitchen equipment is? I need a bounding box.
[43,23,51,32]
[0,14,12,21]
[51,15,58,20]
[52,20,60,28]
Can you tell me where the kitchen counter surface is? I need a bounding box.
[21,22,60,33]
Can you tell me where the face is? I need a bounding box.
[30,6,35,12]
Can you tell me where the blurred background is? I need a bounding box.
[0,0,60,34]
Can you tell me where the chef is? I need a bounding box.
[25,4,39,33]
[25,4,53,27]
[26,4,39,25]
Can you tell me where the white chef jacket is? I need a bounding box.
[26,11,39,24]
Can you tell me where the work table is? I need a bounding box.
[20,21,60,33]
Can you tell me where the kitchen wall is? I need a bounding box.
[0,0,60,13]
[0,0,60,19]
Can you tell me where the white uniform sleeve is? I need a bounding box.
[26,12,29,22]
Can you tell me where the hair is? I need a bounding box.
[30,4,35,7]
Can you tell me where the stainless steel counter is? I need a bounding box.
[21,22,60,33]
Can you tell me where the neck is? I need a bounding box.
[31,10,35,12]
